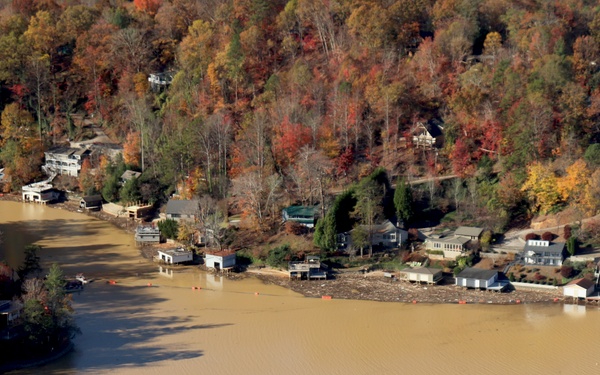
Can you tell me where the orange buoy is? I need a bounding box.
[516,299,521,304]
[254,292,259,296]
[412,300,417,304]
[322,295,332,300]
[147,283,152,287]
[553,298,559,302]
[459,300,467,304]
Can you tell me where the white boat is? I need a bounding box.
[75,273,89,284]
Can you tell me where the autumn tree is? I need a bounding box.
[521,162,562,214]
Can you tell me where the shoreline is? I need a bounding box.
[1,196,568,305]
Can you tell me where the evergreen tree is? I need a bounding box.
[18,244,42,279]
[393,177,413,226]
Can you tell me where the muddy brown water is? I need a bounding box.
[1,201,599,374]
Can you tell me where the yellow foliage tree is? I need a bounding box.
[557,158,589,202]
[521,162,562,214]
[582,170,600,215]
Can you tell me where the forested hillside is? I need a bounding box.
[1,0,600,233]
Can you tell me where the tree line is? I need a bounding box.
[0,0,599,231]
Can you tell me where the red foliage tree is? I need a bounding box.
[336,145,355,177]
[563,225,572,240]
[134,0,162,16]
[525,233,539,241]
[541,232,554,241]
[271,116,312,169]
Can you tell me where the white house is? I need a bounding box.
[205,250,236,270]
[563,278,595,299]
[156,248,193,264]
[43,147,91,177]
[522,240,566,266]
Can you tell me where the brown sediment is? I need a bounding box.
[251,269,565,305]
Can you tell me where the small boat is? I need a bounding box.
[75,273,89,284]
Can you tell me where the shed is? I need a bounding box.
[563,278,595,299]
[205,250,236,270]
[156,248,193,264]
[399,267,443,284]
[80,195,103,210]
[456,268,503,290]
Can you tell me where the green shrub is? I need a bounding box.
[158,219,178,239]
[266,244,295,269]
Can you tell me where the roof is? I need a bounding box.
[417,119,443,138]
[205,250,236,258]
[81,195,102,203]
[428,236,470,245]
[283,205,317,217]
[400,267,442,276]
[523,241,566,254]
[166,199,198,215]
[455,226,483,238]
[121,170,142,181]
[565,278,595,289]
[159,248,192,256]
[356,220,406,235]
[456,267,498,281]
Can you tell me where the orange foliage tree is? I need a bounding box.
[123,131,141,169]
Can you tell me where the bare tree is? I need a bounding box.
[231,170,281,228]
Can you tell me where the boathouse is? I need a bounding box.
[135,225,161,245]
[156,248,193,264]
[398,267,443,284]
[80,195,103,210]
[563,278,595,299]
[22,182,60,204]
[288,255,327,280]
[455,268,508,291]
[205,250,236,271]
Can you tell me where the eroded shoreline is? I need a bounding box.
[2,195,567,305]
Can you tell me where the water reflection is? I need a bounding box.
[563,303,587,316]
[158,266,174,278]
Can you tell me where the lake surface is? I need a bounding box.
[1,201,599,374]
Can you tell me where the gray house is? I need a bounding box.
[456,268,506,291]
[425,233,471,259]
[166,199,199,221]
[337,220,408,251]
[522,240,567,266]
[454,226,483,241]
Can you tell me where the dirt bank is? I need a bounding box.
[250,269,565,305]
